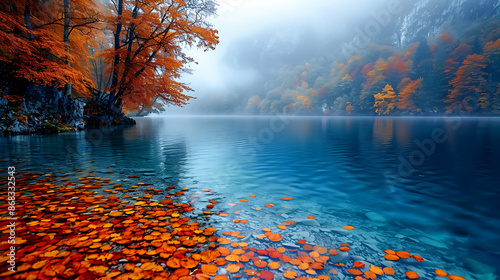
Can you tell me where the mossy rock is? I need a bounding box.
[42,121,60,132]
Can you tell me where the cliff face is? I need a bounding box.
[0,86,135,135]
[393,0,500,49]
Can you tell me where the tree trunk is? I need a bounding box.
[63,0,72,96]
[24,1,35,40]
[114,2,138,104]
[108,0,124,112]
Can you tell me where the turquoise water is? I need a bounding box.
[1,116,500,279]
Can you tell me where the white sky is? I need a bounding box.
[180,0,387,100]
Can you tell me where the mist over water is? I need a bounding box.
[175,0,398,114]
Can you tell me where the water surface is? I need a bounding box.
[1,116,500,279]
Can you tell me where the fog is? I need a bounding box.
[168,0,392,114]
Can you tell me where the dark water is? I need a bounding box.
[2,116,500,278]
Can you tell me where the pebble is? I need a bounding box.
[282,243,300,249]
[418,236,447,249]
[330,228,350,236]
[463,258,495,274]
[295,218,320,226]
[365,211,388,223]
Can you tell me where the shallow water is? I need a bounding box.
[2,116,500,279]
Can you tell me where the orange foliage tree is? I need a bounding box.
[346,101,353,115]
[0,0,102,97]
[374,84,396,115]
[103,0,219,112]
[445,54,488,113]
[397,78,422,113]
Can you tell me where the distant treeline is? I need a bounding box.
[245,19,500,116]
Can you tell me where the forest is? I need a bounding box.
[245,21,500,116]
[0,0,218,129]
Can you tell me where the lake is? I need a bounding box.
[1,116,500,279]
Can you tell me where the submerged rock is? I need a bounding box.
[365,211,388,223]
[418,236,447,249]
[463,258,496,274]
[295,218,320,226]
[1,85,135,135]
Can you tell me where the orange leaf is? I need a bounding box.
[268,262,280,269]
[167,257,181,268]
[338,247,350,252]
[448,276,466,280]
[383,267,395,275]
[412,255,424,262]
[260,270,274,280]
[434,269,447,277]
[396,251,411,259]
[347,269,363,275]
[226,264,241,273]
[353,261,365,268]
[369,265,383,275]
[383,254,400,261]
[405,271,419,279]
[201,264,218,276]
[283,270,298,279]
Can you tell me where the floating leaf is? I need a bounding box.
[396,251,411,259]
[338,247,350,252]
[281,197,293,201]
[329,249,338,255]
[260,270,274,280]
[383,254,400,261]
[369,265,383,275]
[283,270,298,279]
[201,264,218,276]
[405,271,419,279]
[267,233,283,242]
[353,261,365,268]
[268,262,280,269]
[383,267,395,275]
[226,264,241,273]
[434,269,448,277]
[347,269,363,275]
[343,226,355,230]
[448,276,466,280]
[412,255,424,262]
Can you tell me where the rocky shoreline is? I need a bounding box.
[0,85,135,135]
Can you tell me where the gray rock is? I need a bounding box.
[282,243,300,249]
[418,237,447,249]
[296,219,320,226]
[365,211,388,223]
[463,258,496,274]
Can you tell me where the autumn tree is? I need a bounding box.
[397,78,422,113]
[373,84,396,115]
[445,54,488,113]
[0,0,101,97]
[492,84,500,115]
[104,0,219,112]
[346,101,353,115]
[360,60,387,112]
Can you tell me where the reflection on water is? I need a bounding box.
[1,116,500,276]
